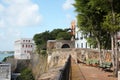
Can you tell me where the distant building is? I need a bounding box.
[75,27,90,48]
[72,21,91,48]
[14,38,35,59]
[0,63,11,80]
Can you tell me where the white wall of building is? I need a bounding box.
[75,26,90,48]
[14,38,35,59]
[0,63,11,80]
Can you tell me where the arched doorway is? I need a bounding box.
[61,44,70,48]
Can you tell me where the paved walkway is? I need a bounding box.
[71,58,117,80]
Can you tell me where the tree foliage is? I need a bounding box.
[103,12,120,33]
[33,28,72,53]
[74,0,111,49]
[74,0,120,77]
[16,68,35,80]
[56,31,71,40]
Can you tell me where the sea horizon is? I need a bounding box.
[0,53,14,62]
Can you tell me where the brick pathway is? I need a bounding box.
[71,58,117,80]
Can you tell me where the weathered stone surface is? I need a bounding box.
[44,48,113,80]
[47,40,75,51]
[4,57,17,72]
[30,54,48,80]
[4,54,48,80]
[38,67,62,80]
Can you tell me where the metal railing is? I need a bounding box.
[58,55,71,80]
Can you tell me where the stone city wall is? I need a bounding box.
[75,48,112,62]
[39,48,113,80]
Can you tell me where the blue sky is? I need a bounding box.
[0,0,76,51]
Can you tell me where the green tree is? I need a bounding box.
[50,29,65,39]
[74,0,110,64]
[102,0,120,76]
[16,68,35,80]
[33,31,51,53]
[33,28,72,54]
[56,31,72,40]
[50,28,71,40]
[74,0,120,76]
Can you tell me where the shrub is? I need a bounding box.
[16,68,35,80]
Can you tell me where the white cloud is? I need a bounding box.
[3,0,30,4]
[0,28,22,51]
[65,14,72,23]
[0,19,5,28]
[0,0,42,27]
[0,28,21,41]
[63,0,74,10]
[7,28,21,37]
[66,14,72,20]
[0,0,42,50]
[0,4,4,12]
[0,33,6,40]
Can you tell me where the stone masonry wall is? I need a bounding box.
[47,48,77,69]
[47,40,75,50]
[39,48,112,80]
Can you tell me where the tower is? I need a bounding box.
[71,20,76,36]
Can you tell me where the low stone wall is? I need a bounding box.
[75,48,112,62]
[38,48,113,80]
[38,49,73,80]
[47,48,77,68]
[48,49,70,68]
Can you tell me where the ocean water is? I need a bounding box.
[0,53,14,62]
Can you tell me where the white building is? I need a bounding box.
[14,38,35,59]
[71,20,90,48]
[0,63,11,80]
[75,27,90,48]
